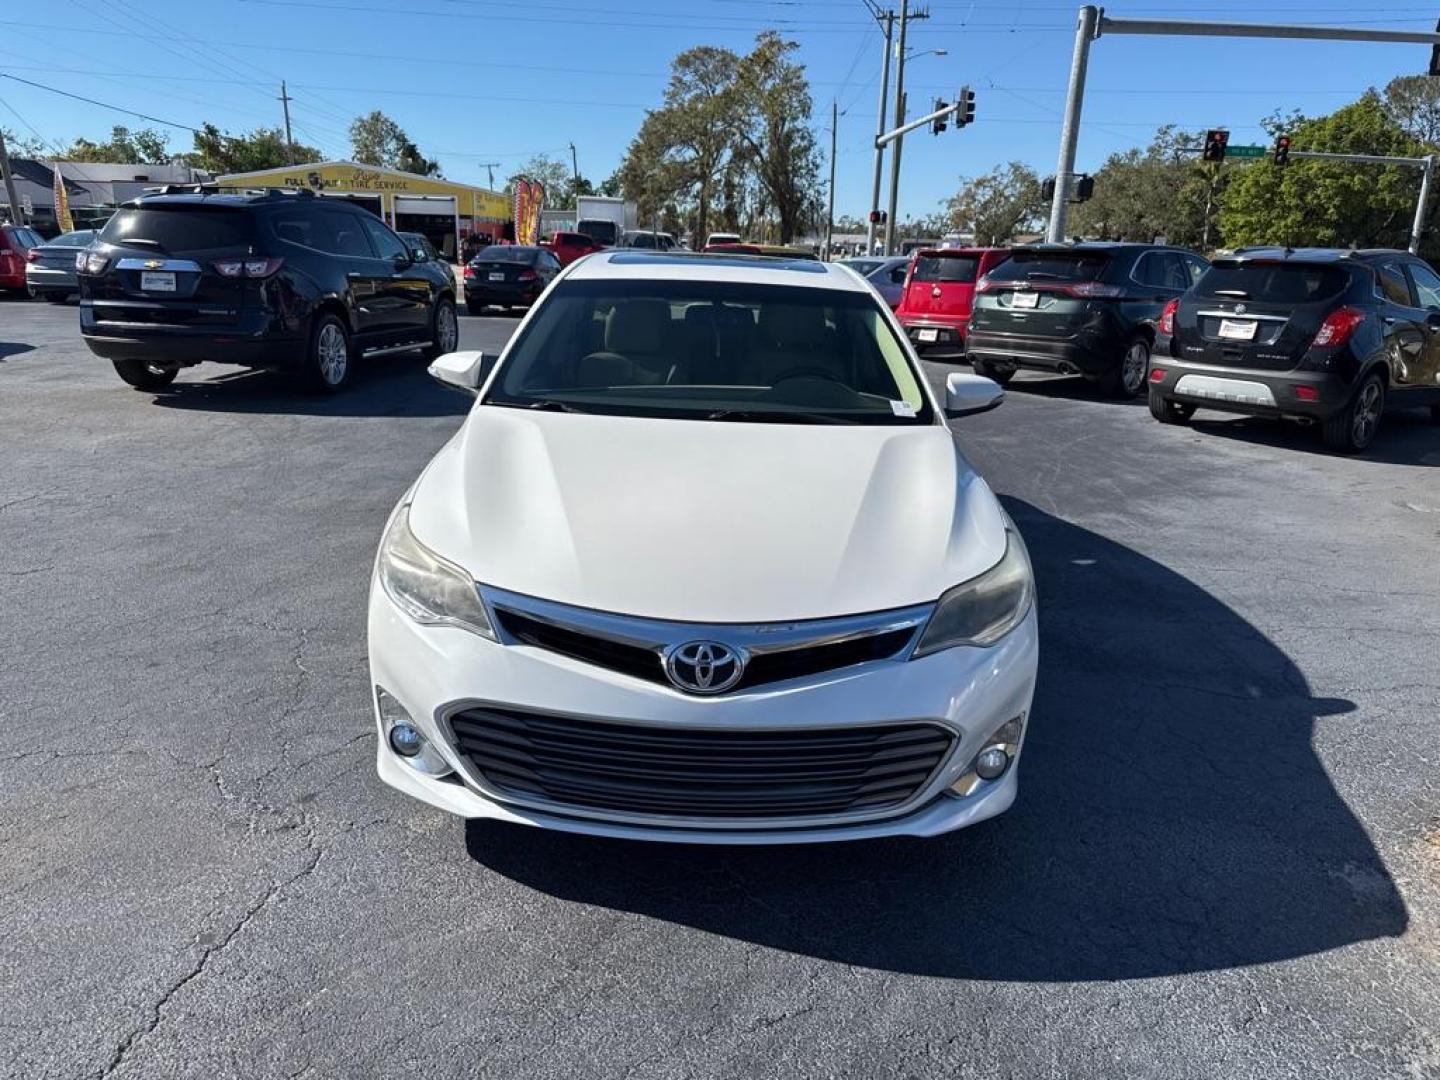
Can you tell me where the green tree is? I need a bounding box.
[61,126,171,165]
[182,124,322,174]
[506,153,576,208]
[945,162,1044,245]
[729,32,822,244]
[1220,92,1425,250]
[1383,75,1440,146]
[349,111,440,175]
[1069,126,1216,247]
[1,127,48,158]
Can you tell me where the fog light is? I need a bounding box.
[375,687,453,778]
[974,746,1010,780]
[389,723,423,757]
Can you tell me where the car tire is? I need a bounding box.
[1100,336,1151,399]
[1323,371,1385,454]
[1148,389,1196,424]
[423,297,459,360]
[302,313,352,393]
[112,358,178,391]
[970,359,1016,386]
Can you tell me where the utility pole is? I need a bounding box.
[568,141,579,201]
[278,81,295,165]
[0,128,22,226]
[825,99,838,259]
[480,162,500,190]
[884,2,928,255]
[865,7,894,257]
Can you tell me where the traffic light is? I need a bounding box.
[1273,135,1291,166]
[868,209,887,225]
[1202,129,1229,163]
[1041,176,1057,201]
[1074,174,1095,202]
[956,86,976,128]
[931,99,948,136]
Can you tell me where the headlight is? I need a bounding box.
[377,504,496,640]
[913,528,1034,656]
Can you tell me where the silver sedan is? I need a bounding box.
[26,229,99,304]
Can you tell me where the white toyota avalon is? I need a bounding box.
[367,250,1038,843]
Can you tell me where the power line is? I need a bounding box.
[0,71,203,132]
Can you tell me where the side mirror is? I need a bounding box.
[411,247,429,262]
[944,372,1004,418]
[428,351,497,396]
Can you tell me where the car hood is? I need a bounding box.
[407,409,1008,623]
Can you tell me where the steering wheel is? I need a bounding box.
[768,366,846,385]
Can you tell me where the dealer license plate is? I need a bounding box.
[140,271,175,292]
[1218,318,1257,341]
[1011,291,1039,309]
[488,272,505,282]
[917,328,939,343]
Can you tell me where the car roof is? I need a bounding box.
[913,246,1008,258]
[568,249,859,288]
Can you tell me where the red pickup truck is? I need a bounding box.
[540,231,605,267]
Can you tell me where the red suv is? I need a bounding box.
[0,223,44,296]
[896,247,1011,358]
[540,231,604,267]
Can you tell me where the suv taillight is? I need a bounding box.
[213,256,284,279]
[77,251,109,275]
[1159,297,1179,335]
[1312,306,1365,348]
[25,249,41,263]
[1062,281,1125,298]
[518,270,538,282]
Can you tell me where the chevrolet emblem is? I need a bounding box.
[145,259,163,269]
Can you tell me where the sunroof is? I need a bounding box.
[606,251,827,273]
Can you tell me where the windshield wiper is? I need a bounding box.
[705,409,845,424]
[489,398,589,414]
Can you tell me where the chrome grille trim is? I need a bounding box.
[480,584,934,684]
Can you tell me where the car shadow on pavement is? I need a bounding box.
[463,499,1408,981]
[0,341,36,361]
[1000,371,1149,406]
[147,357,472,419]
[1187,410,1440,467]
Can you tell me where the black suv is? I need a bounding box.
[1150,248,1440,453]
[79,187,458,392]
[965,243,1208,398]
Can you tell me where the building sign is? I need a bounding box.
[219,161,510,221]
[281,167,415,192]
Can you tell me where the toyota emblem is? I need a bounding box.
[664,640,745,694]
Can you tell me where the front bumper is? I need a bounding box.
[367,586,1039,844]
[1148,358,1352,419]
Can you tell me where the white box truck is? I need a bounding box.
[575,196,638,248]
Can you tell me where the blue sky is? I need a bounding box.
[1,0,1435,222]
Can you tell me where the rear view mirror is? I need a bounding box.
[944,372,1004,417]
[429,351,497,396]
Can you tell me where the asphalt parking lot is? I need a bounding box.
[3,298,1437,1079]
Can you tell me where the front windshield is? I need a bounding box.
[486,279,934,425]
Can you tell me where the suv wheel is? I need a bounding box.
[424,297,459,360]
[1148,389,1196,424]
[1100,337,1151,399]
[970,359,1016,386]
[1323,372,1385,453]
[112,358,179,391]
[304,313,351,393]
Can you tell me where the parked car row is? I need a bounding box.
[854,240,1440,453]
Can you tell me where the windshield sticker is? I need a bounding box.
[889,400,916,418]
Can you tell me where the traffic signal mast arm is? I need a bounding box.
[876,91,972,147]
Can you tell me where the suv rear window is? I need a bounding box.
[476,246,536,263]
[912,255,979,284]
[985,251,1111,283]
[1196,263,1350,304]
[102,207,256,251]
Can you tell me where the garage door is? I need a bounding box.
[394,195,457,217]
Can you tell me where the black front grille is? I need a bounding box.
[492,607,915,692]
[449,708,954,821]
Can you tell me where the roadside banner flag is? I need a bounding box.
[53,163,74,233]
[512,178,545,246]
